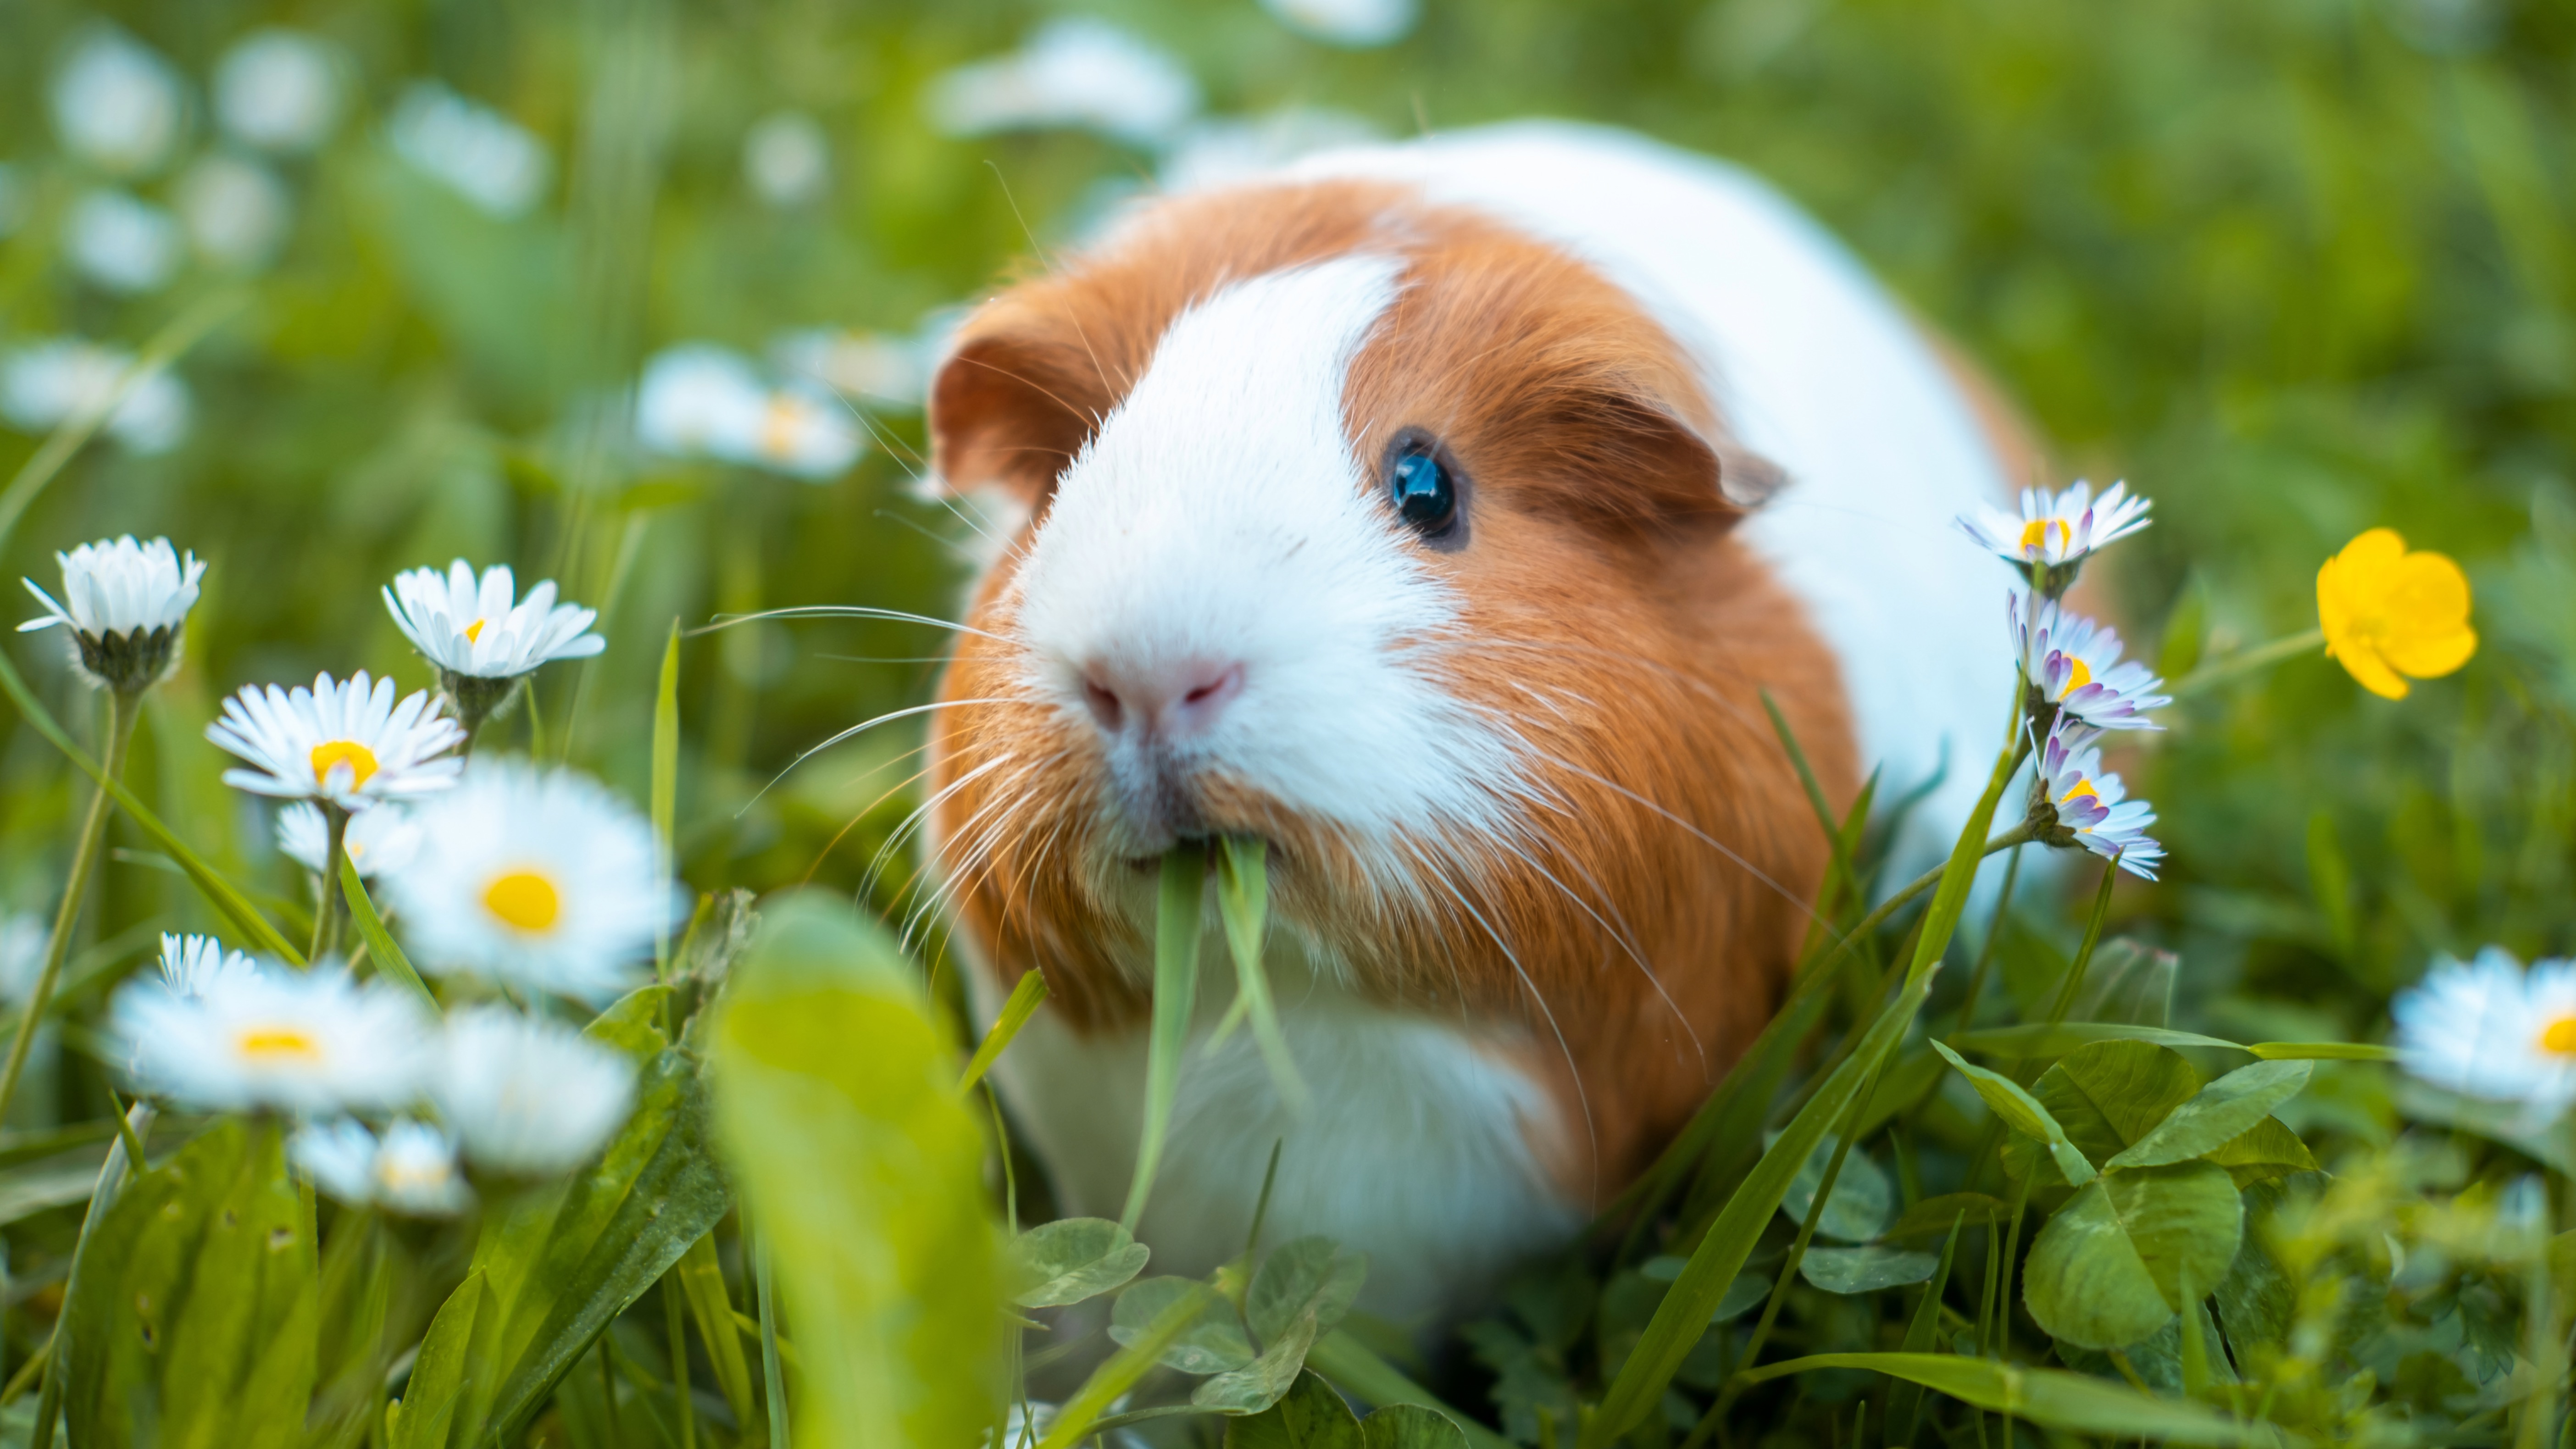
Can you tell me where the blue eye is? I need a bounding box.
[1389,449,1456,535]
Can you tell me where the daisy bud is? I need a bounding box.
[17,535,205,693]
[382,561,605,735]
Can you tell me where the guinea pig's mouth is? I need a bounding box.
[1118,832,1276,874]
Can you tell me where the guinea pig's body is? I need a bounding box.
[923,122,2019,1322]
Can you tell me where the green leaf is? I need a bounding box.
[1111,1276,1255,1374]
[1731,1353,2288,1447]
[1950,1022,2243,1057]
[340,859,438,1008]
[64,1118,318,1449]
[1194,1309,1321,1414]
[1124,849,1205,1230]
[387,1270,500,1449]
[1007,1218,1151,1308]
[1361,1404,1472,1449]
[1777,1131,1894,1241]
[1929,1040,2096,1186]
[711,892,1002,1449]
[2202,1116,2320,1188]
[1046,1280,1216,1449]
[1210,836,1306,1110]
[0,646,304,964]
[1248,1236,1368,1343]
[2022,1161,2243,1350]
[2108,1060,2313,1169]
[586,983,675,1060]
[2021,1040,2203,1170]
[1798,1245,1939,1294]
[1226,1368,1365,1449]
[958,968,1049,1093]
[2069,938,2180,1027]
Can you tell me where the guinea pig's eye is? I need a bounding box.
[1388,447,1457,537]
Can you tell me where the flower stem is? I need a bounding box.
[2167,627,2325,699]
[310,804,351,963]
[0,688,139,1127]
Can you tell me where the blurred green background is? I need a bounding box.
[1,0,2570,1129]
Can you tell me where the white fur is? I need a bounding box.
[1010,255,1530,864]
[1287,122,2017,889]
[974,938,1580,1324]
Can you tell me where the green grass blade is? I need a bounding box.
[1035,1282,1213,1449]
[1120,849,1205,1232]
[339,859,437,1009]
[959,970,1050,1093]
[654,618,681,980]
[0,647,302,964]
[755,1227,787,1449]
[1586,678,2026,1449]
[2246,1042,2396,1061]
[1729,1354,2295,1448]
[1890,1213,1966,1446]
[1760,688,1840,845]
[1951,1022,2245,1057]
[1210,836,1305,1111]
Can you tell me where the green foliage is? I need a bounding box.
[63,1118,316,1449]
[711,891,1003,1449]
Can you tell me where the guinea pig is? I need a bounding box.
[921,121,2026,1324]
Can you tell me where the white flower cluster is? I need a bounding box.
[111,933,639,1216]
[1957,481,2169,879]
[13,534,678,1214]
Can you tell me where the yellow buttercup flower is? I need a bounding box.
[2316,528,2476,700]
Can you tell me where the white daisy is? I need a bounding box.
[51,26,187,178]
[292,1118,473,1216]
[64,188,183,294]
[157,933,261,999]
[1960,479,2152,572]
[743,111,831,207]
[20,535,206,691]
[2035,718,2163,880]
[2393,949,2576,1115]
[1260,0,1419,47]
[383,561,605,683]
[770,327,926,409]
[206,671,466,811]
[384,761,670,1000]
[434,1007,637,1176]
[387,83,551,219]
[278,801,423,881]
[635,344,865,480]
[177,153,292,271]
[0,338,192,455]
[113,962,433,1115]
[2010,593,2170,731]
[926,18,1199,147]
[213,30,343,154]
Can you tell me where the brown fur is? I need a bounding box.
[925,180,1857,1203]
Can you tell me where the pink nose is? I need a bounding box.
[1081,658,1244,742]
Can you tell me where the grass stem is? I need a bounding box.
[0,688,138,1127]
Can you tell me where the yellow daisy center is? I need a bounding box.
[2540,1016,2576,1057]
[310,740,379,790]
[464,618,488,643]
[761,396,806,460]
[483,869,563,933]
[377,1156,453,1193]
[2062,656,2093,693]
[237,1026,322,1062]
[2019,518,2068,555]
[2060,777,2100,806]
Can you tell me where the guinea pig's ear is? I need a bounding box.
[1533,382,1787,533]
[928,324,1115,504]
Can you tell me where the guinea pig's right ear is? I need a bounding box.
[927,322,1116,505]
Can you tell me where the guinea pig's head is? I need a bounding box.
[922,179,1844,1099]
